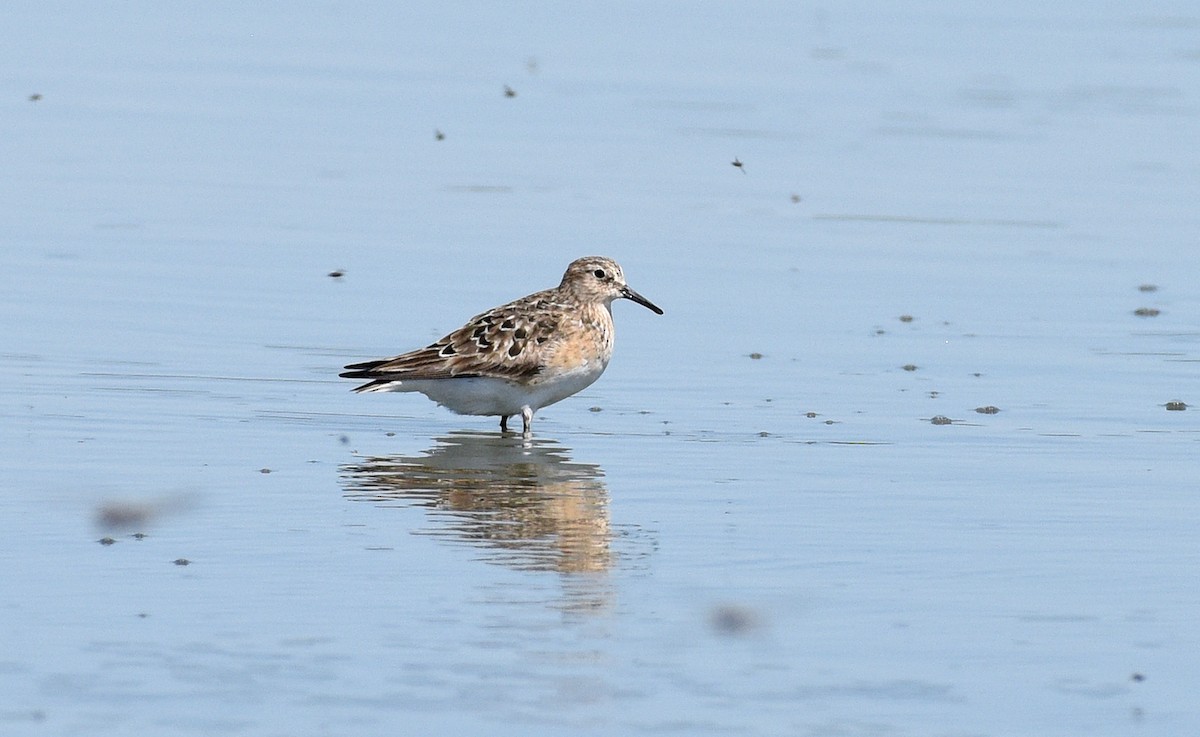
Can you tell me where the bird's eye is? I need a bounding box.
[593,269,607,279]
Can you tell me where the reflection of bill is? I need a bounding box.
[341,432,611,575]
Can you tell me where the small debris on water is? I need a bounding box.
[1137,284,1158,293]
[748,352,764,359]
[1131,672,1146,682]
[328,270,345,278]
[902,364,918,372]
[1133,307,1160,317]
[503,85,517,98]
[97,502,152,530]
[899,315,914,323]
[805,411,818,418]
[1165,400,1187,411]
[173,558,190,566]
[975,405,1001,414]
[790,193,802,203]
[29,93,43,102]
[589,406,602,412]
[96,495,193,533]
[710,604,762,635]
[259,468,271,474]
[98,537,116,546]
[930,415,953,425]
[434,129,445,141]
[731,157,745,173]
[758,431,770,437]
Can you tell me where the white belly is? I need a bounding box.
[385,362,607,417]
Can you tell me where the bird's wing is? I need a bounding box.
[341,290,568,384]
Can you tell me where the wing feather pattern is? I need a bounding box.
[340,289,570,391]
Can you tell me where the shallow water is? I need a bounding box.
[3,2,1199,735]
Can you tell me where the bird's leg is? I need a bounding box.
[500,415,510,432]
[520,406,534,435]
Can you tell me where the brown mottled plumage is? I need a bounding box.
[341,256,662,433]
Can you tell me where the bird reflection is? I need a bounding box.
[340,432,612,580]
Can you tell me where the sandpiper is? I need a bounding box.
[341,256,662,433]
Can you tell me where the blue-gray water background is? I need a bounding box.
[3,2,1198,735]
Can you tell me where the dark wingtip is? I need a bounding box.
[341,359,388,379]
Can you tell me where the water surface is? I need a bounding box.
[3,2,1199,735]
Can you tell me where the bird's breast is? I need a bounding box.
[541,309,614,377]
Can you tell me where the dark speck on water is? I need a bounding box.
[97,502,152,530]
[98,537,116,546]
[1137,284,1158,292]
[259,468,271,474]
[902,364,918,372]
[930,415,953,425]
[748,352,763,359]
[328,270,344,278]
[95,495,193,533]
[589,406,602,412]
[1165,400,1187,411]
[173,558,190,566]
[899,315,914,323]
[1133,307,1161,317]
[503,85,517,98]
[710,604,761,635]
[805,411,818,418]
[975,406,1001,414]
